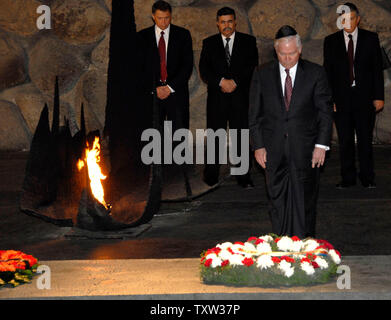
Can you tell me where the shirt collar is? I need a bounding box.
[221,31,236,42]
[155,24,170,37]
[343,27,358,40]
[279,62,298,75]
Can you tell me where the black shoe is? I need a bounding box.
[336,181,356,189]
[203,176,218,187]
[362,182,376,189]
[238,178,255,189]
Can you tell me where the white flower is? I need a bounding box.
[244,242,256,252]
[216,242,233,250]
[256,242,272,253]
[278,260,294,278]
[205,253,217,261]
[228,254,244,266]
[259,235,273,243]
[211,257,223,268]
[303,239,319,252]
[291,240,304,252]
[231,244,245,255]
[314,256,329,269]
[328,249,341,264]
[277,236,294,251]
[301,261,315,275]
[218,249,232,261]
[256,255,274,270]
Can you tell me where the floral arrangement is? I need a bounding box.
[200,235,341,286]
[0,250,39,287]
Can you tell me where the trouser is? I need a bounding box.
[265,139,320,238]
[204,91,252,183]
[334,87,376,185]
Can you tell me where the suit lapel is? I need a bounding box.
[230,32,240,65]
[354,28,363,68]
[289,60,305,113]
[167,25,175,71]
[274,62,285,112]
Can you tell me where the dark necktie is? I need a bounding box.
[225,38,231,66]
[158,31,168,83]
[284,68,292,111]
[347,34,354,86]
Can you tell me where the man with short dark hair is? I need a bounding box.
[200,7,258,188]
[249,26,333,238]
[323,2,384,189]
[138,0,193,133]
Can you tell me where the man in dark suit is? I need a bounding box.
[323,2,384,189]
[138,0,193,134]
[249,26,333,238]
[199,7,258,188]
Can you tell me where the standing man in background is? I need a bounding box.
[199,7,258,188]
[323,2,384,189]
[138,0,193,137]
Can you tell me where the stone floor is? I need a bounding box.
[1,145,391,299]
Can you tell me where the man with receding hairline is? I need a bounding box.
[323,2,384,190]
[249,26,333,238]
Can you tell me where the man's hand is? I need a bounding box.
[156,86,171,100]
[220,79,237,93]
[373,100,384,113]
[333,103,336,112]
[312,147,326,168]
[255,148,267,169]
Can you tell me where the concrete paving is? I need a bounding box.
[1,256,391,299]
[1,145,391,299]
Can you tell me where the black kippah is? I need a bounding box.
[275,25,298,39]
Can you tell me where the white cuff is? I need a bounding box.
[167,85,175,93]
[315,144,330,151]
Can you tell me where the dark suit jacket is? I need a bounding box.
[323,28,384,107]
[138,24,193,120]
[199,32,258,118]
[249,59,333,169]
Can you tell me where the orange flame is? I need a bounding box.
[77,137,109,209]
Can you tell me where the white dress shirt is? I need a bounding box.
[155,25,174,92]
[343,27,358,86]
[279,62,329,151]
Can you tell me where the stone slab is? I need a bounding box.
[0,256,390,299]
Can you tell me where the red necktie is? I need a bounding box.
[158,31,167,83]
[284,68,292,111]
[347,34,354,86]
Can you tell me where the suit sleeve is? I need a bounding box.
[167,30,194,91]
[233,36,259,88]
[248,67,265,150]
[372,33,384,101]
[323,36,334,104]
[199,39,222,89]
[314,67,333,146]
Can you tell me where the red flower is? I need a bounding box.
[242,258,254,267]
[204,259,213,267]
[227,248,234,255]
[221,260,229,267]
[281,256,295,263]
[334,250,341,258]
[275,238,281,243]
[291,236,301,242]
[255,239,264,245]
[247,237,258,242]
[301,258,311,264]
[205,247,221,256]
[272,257,281,263]
[234,242,245,246]
[317,239,334,250]
[311,261,320,269]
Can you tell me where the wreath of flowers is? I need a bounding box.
[0,250,39,287]
[200,235,341,287]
